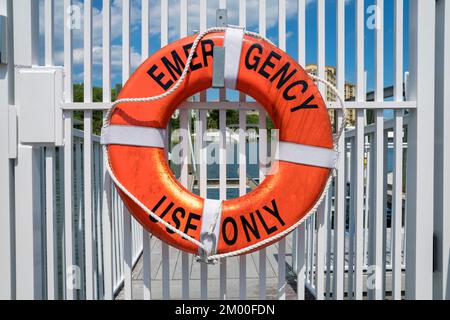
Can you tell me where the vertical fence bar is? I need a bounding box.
[102,0,113,300]
[333,0,345,295]
[198,0,207,102]
[405,0,435,300]
[15,145,42,299]
[198,0,208,301]
[75,141,84,299]
[392,111,403,300]
[218,0,228,301]
[276,0,287,301]
[161,238,170,300]
[297,223,306,300]
[315,193,327,300]
[325,191,332,299]
[111,188,118,285]
[313,0,326,300]
[93,144,101,299]
[198,110,208,299]
[118,191,124,284]
[296,0,306,300]
[371,109,384,300]
[347,140,355,299]
[121,0,132,300]
[83,0,94,300]
[44,0,54,66]
[352,109,365,300]
[179,0,190,301]
[368,0,384,300]
[238,109,247,300]
[0,0,14,300]
[336,0,346,297]
[218,105,227,299]
[308,216,314,285]
[63,0,74,300]
[258,0,267,300]
[160,0,170,301]
[434,0,450,300]
[92,143,98,299]
[141,0,152,300]
[43,0,56,299]
[45,147,57,299]
[354,0,365,300]
[197,0,207,300]
[63,110,74,300]
[179,109,190,299]
[336,0,347,299]
[14,2,41,295]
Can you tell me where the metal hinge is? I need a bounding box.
[8,105,17,159]
[0,15,7,65]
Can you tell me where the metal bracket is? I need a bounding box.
[216,9,227,27]
[212,46,225,88]
[0,15,7,64]
[212,9,228,89]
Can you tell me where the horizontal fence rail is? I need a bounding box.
[1,0,447,301]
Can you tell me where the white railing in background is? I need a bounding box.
[1,0,448,301]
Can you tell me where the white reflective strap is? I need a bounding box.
[199,199,223,256]
[101,125,166,148]
[275,141,338,169]
[224,27,245,90]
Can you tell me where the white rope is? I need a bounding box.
[101,26,347,263]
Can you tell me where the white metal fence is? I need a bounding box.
[0,0,448,300]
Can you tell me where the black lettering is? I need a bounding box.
[152,195,167,212]
[245,43,263,71]
[258,51,281,79]
[150,195,167,222]
[147,65,173,91]
[168,207,186,234]
[255,209,277,235]
[201,39,214,67]
[283,80,308,101]
[240,213,261,242]
[150,200,174,223]
[290,94,318,112]
[161,50,185,82]
[263,199,285,226]
[183,212,201,236]
[222,217,238,246]
[269,62,297,89]
[183,43,202,71]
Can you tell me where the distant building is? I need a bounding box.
[305,64,356,125]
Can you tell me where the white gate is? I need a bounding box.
[0,0,448,300]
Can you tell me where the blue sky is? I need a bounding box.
[39,0,409,98]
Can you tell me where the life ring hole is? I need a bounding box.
[167,91,277,200]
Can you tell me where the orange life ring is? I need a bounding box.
[102,28,335,257]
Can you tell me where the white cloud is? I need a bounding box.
[41,0,304,84]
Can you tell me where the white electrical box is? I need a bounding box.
[16,67,64,146]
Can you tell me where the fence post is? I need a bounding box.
[433,0,450,300]
[0,0,15,300]
[405,0,435,300]
[11,0,42,299]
